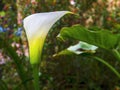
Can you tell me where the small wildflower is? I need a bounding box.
[15,27,23,36]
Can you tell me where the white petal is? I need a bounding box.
[23,11,70,64]
[23,11,69,41]
[67,41,98,54]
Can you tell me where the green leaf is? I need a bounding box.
[54,41,98,56]
[53,49,75,57]
[0,79,8,90]
[59,25,120,50]
[3,41,29,89]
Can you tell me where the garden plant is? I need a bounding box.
[0,0,120,90]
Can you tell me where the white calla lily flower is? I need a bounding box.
[23,11,71,64]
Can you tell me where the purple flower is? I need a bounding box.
[15,27,23,36]
[0,26,4,32]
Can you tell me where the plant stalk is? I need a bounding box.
[32,64,40,90]
[93,56,120,79]
[112,49,120,62]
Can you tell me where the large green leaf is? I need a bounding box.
[59,25,120,50]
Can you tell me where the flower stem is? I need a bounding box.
[93,56,120,79]
[112,49,120,62]
[32,64,40,90]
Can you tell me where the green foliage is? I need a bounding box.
[0,0,120,89]
[57,24,120,80]
[0,79,8,90]
[59,25,120,50]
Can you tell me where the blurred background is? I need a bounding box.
[0,0,120,90]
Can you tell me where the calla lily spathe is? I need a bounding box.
[23,11,70,64]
